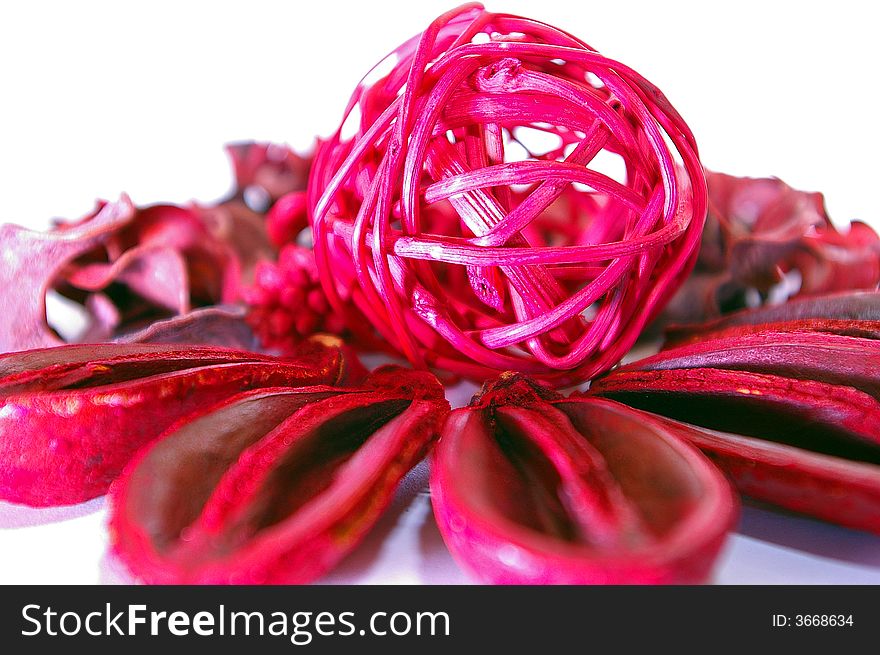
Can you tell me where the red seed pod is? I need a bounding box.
[664,290,880,346]
[0,341,349,506]
[109,368,448,584]
[590,367,880,450]
[652,418,880,535]
[589,326,880,532]
[431,375,736,584]
[631,331,880,398]
[309,4,707,386]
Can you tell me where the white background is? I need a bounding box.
[1,0,879,584]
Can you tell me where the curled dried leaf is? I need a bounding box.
[224,141,312,212]
[118,305,259,350]
[56,202,243,340]
[656,173,880,328]
[0,196,135,352]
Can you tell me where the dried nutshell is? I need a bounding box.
[431,375,737,584]
[109,367,448,584]
[0,340,349,506]
[589,329,880,533]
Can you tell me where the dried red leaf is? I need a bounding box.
[0,340,350,507]
[68,245,191,315]
[109,368,448,584]
[195,200,274,292]
[55,202,242,339]
[0,196,135,352]
[224,142,311,212]
[118,306,259,351]
[786,222,880,296]
[714,172,831,288]
[431,375,736,584]
[656,172,880,328]
[0,139,316,353]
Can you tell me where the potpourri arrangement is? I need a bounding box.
[1,4,878,584]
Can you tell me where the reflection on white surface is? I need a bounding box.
[0,498,108,585]
[4,464,880,585]
[0,0,878,587]
[717,511,880,585]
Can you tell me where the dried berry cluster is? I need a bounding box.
[244,245,348,356]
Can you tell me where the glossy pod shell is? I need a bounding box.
[109,368,449,584]
[651,418,880,535]
[590,327,880,533]
[430,376,737,584]
[590,331,880,453]
[664,290,880,346]
[0,341,349,506]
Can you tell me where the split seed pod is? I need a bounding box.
[0,340,350,506]
[664,290,880,346]
[431,375,737,584]
[109,368,448,584]
[589,327,880,533]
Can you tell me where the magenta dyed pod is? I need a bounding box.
[664,290,880,346]
[0,341,349,506]
[589,367,880,451]
[650,417,880,535]
[589,331,880,532]
[109,368,448,584]
[618,331,880,399]
[430,376,736,584]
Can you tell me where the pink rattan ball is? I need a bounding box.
[309,4,707,386]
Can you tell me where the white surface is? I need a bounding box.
[1,0,879,585]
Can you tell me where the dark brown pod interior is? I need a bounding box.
[593,374,880,467]
[123,392,408,556]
